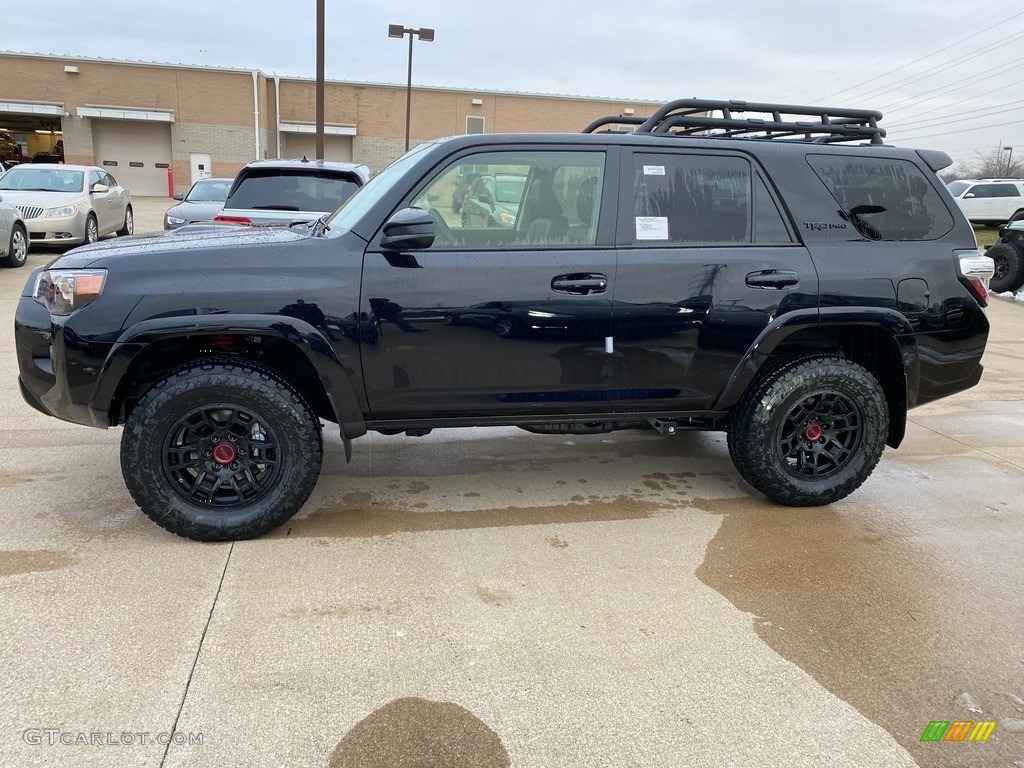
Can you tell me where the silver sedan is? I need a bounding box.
[0,163,133,247]
[0,195,29,267]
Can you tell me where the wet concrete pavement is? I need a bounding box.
[0,231,1022,767]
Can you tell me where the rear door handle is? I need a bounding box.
[745,269,799,289]
[551,273,608,295]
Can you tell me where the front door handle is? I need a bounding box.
[551,273,608,295]
[745,269,799,289]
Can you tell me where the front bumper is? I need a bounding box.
[24,209,88,246]
[15,293,112,428]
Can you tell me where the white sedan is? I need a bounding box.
[0,164,133,247]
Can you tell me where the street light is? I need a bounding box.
[388,24,435,152]
[1004,146,1014,177]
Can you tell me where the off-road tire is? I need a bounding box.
[987,241,1024,293]
[120,358,323,541]
[728,355,889,506]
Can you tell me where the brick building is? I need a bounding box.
[0,51,660,195]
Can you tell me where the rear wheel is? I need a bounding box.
[987,241,1024,293]
[120,358,323,540]
[728,355,889,506]
[1,224,27,268]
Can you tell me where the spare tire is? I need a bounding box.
[987,241,1024,293]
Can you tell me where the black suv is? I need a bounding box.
[16,99,994,541]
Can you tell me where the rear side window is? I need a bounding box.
[226,169,362,212]
[626,153,793,245]
[808,155,954,241]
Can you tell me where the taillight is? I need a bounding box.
[214,215,251,225]
[956,250,995,307]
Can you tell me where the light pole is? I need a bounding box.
[1004,146,1014,177]
[388,24,434,152]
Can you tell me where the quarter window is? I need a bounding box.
[808,155,954,241]
[409,151,605,249]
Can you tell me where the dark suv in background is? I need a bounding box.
[15,98,993,540]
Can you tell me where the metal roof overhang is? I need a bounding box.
[279,122,357,136]
[77,106,175,122]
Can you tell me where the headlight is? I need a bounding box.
[33,269,107,315]
[46,204,79,218]
[166,215,185,225]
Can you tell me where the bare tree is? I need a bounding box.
[944,145,1024,181]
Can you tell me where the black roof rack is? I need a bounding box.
[583,98,885,145]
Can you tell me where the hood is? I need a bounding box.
[52,224,311,269]
[165,200,224,221]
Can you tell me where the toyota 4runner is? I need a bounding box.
[16,99,994,540]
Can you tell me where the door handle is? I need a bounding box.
[551,273,608,295]
[745,269,799,289]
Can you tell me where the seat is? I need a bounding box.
[567,176,598,242]
[522,175,568,244]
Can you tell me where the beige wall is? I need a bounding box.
[1,52,662,191]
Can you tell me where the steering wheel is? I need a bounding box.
[428,208,454,245]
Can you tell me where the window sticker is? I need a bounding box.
[636,216,669,240]
[643,165,666,176]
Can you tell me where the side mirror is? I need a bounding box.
[380,207,435,250]
[964,192,975,199]
[173,192,185,201]
[91,183,109,194]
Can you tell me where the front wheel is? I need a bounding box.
[117,205,134,236]
[727,355,889,506]
[120,358,323,540]
[1,224,27,268]
[84,214,99,245]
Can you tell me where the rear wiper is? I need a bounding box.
[250,205,301,211]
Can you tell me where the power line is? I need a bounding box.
[812,8,1024,102]
[890,117,1024,142]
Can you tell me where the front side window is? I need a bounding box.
[808,155,954,241]
[628,153,752,245]
[409,150,605,249]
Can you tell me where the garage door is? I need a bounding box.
[282,134,353,162]
[91,120,172,196]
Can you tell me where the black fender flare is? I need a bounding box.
[713,307,918,447]
[88,314,367,440]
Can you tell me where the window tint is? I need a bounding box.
[754,175,794,244]
[410,151,605,249]
[968,184,997,198]
[990,184,1022,198]
[226,169,362,212]
[630,153,751,244]
[807,155,954,241]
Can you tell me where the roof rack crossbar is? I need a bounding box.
[583,98,885,144]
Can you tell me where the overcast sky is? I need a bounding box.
[7,0,1024,167]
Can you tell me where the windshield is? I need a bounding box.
[225,169,361,212]
[327,142,434,231]
[946,181,969,197]
[0,167,84,193]
[186,179,231,203]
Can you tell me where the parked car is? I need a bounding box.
[460,173,528,228]
[947,178,1024,226]
[214,158,369,226]
[0,163,132,246]
[0,131,24,164]
[15,97,994,541]
[986,219,1024,293]
[0,196,29,267]
[164,177,233,229]
[30,151,65,164]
